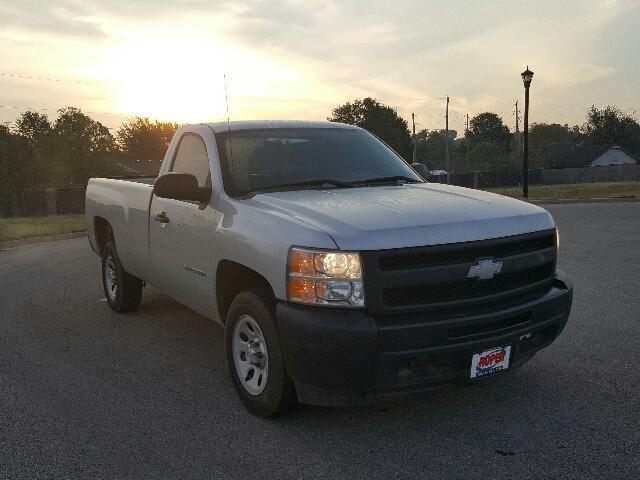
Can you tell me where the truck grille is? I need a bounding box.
[362,229,557,314]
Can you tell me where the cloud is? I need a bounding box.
[0,0,106,38]
[0,0,638,131]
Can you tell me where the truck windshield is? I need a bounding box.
[214,128,423,197]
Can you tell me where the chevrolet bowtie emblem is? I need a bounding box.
[468,259,503,280]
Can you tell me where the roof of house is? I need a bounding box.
[549,144,637,168]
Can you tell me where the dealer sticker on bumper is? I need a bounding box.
[470,346,511,378]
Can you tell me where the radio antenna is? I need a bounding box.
[224,74,233,160]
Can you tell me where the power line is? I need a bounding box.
[0,104,123,130]
[0,71,436,106]
[0,72,103,86]
[0,104,124,117]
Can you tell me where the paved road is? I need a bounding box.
[1,202,639,479]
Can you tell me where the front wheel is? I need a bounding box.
[102,241,143,313]
[225,289,297,417]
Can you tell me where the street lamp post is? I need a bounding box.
[521,66,534,198]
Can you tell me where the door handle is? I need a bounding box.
[154,212,170,224]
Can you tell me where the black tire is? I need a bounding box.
[225,289,297,418]
[101,241,143,313]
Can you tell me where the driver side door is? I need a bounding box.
[148,133,218,315]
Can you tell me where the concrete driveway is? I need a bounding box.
[1,202,638,479]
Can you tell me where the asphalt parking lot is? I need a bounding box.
[1,202,639,479]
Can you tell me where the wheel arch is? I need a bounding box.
[94,216,113,255]
[216,260,275,323]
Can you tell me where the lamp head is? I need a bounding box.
[521,66,534,87]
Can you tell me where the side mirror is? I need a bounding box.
[411,163,429,180]
[154,173,211,203]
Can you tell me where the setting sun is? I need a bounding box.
[89,22,334,124]
[99,27,230,122]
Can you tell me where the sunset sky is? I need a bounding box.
[1,0,638,135]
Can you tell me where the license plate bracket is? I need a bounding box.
[470,345,511,378]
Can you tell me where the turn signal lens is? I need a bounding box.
[555,228,560,250]
[287,247,365,307]
[288,278,317,303]
[287,248,316,276]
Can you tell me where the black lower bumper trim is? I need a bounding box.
[276,272,573,406]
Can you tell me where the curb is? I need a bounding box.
[0,231,87,251]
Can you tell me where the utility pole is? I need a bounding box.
[445,96,450,184]
[515,100,521,167]
[411,112,417,164]
[465,113,470,170]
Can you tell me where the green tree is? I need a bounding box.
[50,107,120,185]
[416,129,458,171]
[15,110,51,141]
[14,110,52,184]
[583,106,640,155]
[117,116,180,160]
[469,141,512,171]
[0,124,36,195]
[529,123,581,168]
[468,112,511,145]
[328,97,412,159]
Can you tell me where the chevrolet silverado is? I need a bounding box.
[85,121,573,417]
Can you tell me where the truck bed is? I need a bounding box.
[106,176,156,185]
[85,177,154,280]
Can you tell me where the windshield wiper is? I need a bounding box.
[271,178,356,189]
[240,178,355,197]
[351,175,423,185]
[239,176,422,197]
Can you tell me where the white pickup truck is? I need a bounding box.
[86,120,572,417]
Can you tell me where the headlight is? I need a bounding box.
[555,228,560,249]
[287,247,365,307]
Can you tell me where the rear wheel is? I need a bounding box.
[225,289,297,417]
[102,241,143,313]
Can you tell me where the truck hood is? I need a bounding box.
[249,183,555,250]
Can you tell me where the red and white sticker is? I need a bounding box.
[470,346,511,378]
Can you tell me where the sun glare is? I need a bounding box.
[100,28,228,122]
[94,24,326,124]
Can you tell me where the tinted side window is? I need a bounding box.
[172,134,210,187]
